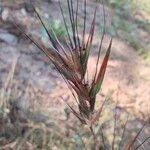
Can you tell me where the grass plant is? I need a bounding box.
[1,0,149,149]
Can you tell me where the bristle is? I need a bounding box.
[32,5,59,51]
[75,0,81,48]
[70,0,77,48]
[82,0,87,48]
[67,0,76,48]
[93,0,106,83]
[58,0,74,48]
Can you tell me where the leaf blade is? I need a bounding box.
[91,39,112,97]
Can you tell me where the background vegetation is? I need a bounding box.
[0,0,149,149]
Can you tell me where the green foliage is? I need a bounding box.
[106,0,133,16]
[105,0,135,37]
[105,0,150,55]
[139,49,150,62]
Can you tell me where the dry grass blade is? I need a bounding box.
[112,103,118,150]
[118,114,129,150]
[135,136,150,150]
[125,123,146,150]
[0,57,18,108]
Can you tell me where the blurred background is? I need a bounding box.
[0,0,150,149]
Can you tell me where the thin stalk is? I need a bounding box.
[118,114,129,150]
[66,0,76,48]
[48,25,70,59]
[64,37,76,64]
[58,0,74,49]
[82,3,98,83]
[90,126,97,150]
[136,138,145,150]
[32,5,59,51]
[12,21,54,62]
[82,0,87,48]
[98,126,107,150]
[75,0,81,49]
[112,103,118,150]
[13,19,78,99]
[127,123,146,150]
[93,0,106,83]
[70,0,77,48]
[135,136,150,150]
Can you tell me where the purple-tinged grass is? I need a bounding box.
[11,0,150,149]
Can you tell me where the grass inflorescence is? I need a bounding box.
[3,0,149,149]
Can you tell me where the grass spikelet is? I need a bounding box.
[10,0,150,149]
[13,0,112,124]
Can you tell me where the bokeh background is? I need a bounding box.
[0,0,150,149]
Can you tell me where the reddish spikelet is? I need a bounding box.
[13,0,112,126]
